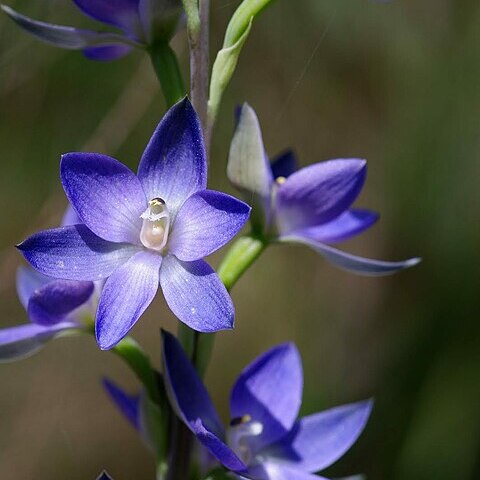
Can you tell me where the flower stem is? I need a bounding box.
[149,42,186,107]
[167,3,212,479]
[112,336,161,404]
[165,418,194,480]
[217,235,267,291]
[182,0,211,153]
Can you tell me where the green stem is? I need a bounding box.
[112,336,161,404]
[217,234,267,291]
[165,418,194,480]
[156,461,168,480]
[149,42,186,107]
[181,0,200,36]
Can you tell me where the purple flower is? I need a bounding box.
[162,330,372,480]
[228,104,420,276]
[18,99,251,350]
[0,206,96,362]
[1,0,183,61]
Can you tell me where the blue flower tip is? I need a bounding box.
[357,158,367,171]
[60,152,77,168]
[407,257,422,268]
[101,376,112,388]
[359,398,375,422]
[161,328,174,347]
[243,103,254,115]
[15,239,29,252]
[177,96,193,111]
[160,328,170,338]
[1,5,13,16]
[96,332,116,351]
[275,341,300,360]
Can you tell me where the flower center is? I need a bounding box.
[140,197,170,252]
[227,414,263,465]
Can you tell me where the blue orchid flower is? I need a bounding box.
[162,330,372,480]
[1,0,183,61]
[0,206,97,362]
[228,104,420,276]
[18,98,251,350]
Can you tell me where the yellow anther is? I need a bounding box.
[276,176,286,185]
[147,198,167,216]
[230,414,252,427]
[149,197,165,207]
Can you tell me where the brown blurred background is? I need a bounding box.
[1,0,479,479]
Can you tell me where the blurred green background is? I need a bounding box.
[1,0,479,479]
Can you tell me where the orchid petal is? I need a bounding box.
[83,44,134,61]
[227,103,273,230]
[96,251,161,350]
[281,233,421,276]
[16,266,50,310]
[295,209,379,244]
[193,419,248,472]
[266,400,373,473]
[1,5,133,49]
[162,330,223,435]
[103,378,140,430]
[28,280,94,326]
[275,159,367,234]
[0,322,77,363]
[160,256,234,332]
[138,98,207,216]
[169,190,251,261]
[17,225,139,281]
[61,153,146,244]
[162,331,246,471]
[73,0,142,36]
[230,343,303,453]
